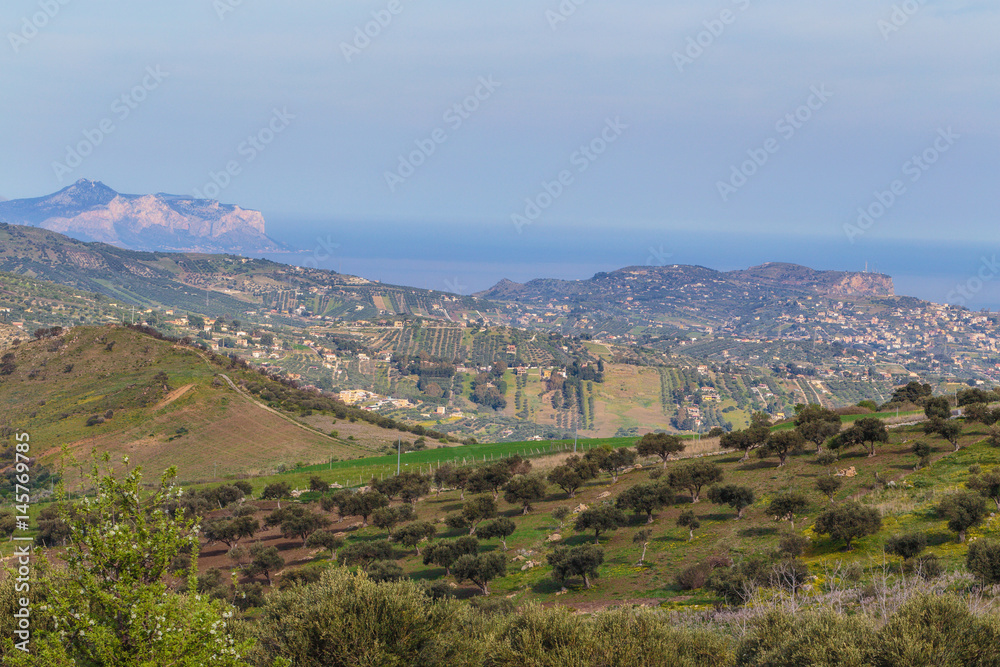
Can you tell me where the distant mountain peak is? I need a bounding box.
[48,178,119,208]
[0,181,284,253]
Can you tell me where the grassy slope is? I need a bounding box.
[223,415,999,608]
[0,326,405,481]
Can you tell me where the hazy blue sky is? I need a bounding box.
[1,1,998,304]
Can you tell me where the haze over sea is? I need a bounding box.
[262,222,1000,311]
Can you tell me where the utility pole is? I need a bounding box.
[397,436,401,475]
[573,424,578,453]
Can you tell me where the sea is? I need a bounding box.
[252,221,1000,312]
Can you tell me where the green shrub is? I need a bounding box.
[905,554,943,580]
[486,604,733,667]
[737,608,872,666]
[366,560,405,583]
[873,594,1000,666]
[884,532,927,560]
[778,534,810,558]
[967,539,1000,585]
[252,568,483,667]
[708,556,771,605]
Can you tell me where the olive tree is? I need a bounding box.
[547,544,604,589]
[503,475,547,515]
[668,460,723,503]
[968,469,1000,510]
[813,501,882,550]
[246,543,285,585]
[912,441,933,470]
[924,396,952,421]
[816,476,842,503]
[452,552,507,595]
[707,484,756,520]
[422,537,479,576]
[574,504,628,544]
[547,456,599,498]
[306,529,345,560]
[635,432,685,467]
[280,508,331,545]
[794,404,842,454]
[926,419,962,452]
[849,417,890,457]
[600,447,638,483]
[341,490,390,527]
[884,533,927,561]
[967,539,1000,585]
[394,520,437,555]
[721,422,770,462]
[261,481,292,500]
[768,492,809,531]
[937,491,988,542]
[676,510,700,541]
[450,495,498,535]
[758,431,806,467]
[467,463,514,500]
[339,540,395,567]
[615,481,674,524]
[478,517,516,551]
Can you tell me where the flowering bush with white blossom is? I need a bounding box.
[3,455,253,666]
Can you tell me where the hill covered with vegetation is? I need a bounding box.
[0,325,462,483]
[6,394,1000,664]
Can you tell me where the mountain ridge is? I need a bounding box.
[476,262,894,302]
[0,179,285,253]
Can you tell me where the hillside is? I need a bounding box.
[144,404,998,613]
[0,179,283,253]
[0,325,432,481]
[0,222,486,323]
[476,263,893,330]
[0,269,138,343]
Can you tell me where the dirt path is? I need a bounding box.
[154,383,194,409]
[215,371,374,451]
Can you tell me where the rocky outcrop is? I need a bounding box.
[733,263,894,297]
[830,273,894,297]
[0,179,282,253]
